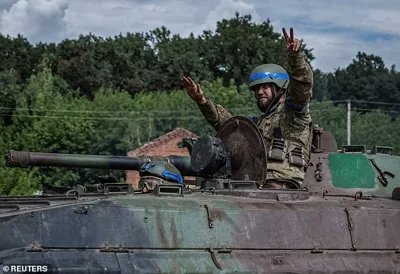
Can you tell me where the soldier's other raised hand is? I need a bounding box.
[181,76,207,104]
[282,27,301,54]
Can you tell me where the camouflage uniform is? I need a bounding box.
[196,52,313,189]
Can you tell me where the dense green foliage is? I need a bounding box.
[0,13,399,195]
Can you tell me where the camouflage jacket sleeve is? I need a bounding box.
[285,52,313,112]
[196,97,232,131]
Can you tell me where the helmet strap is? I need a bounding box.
[263,80,288,115]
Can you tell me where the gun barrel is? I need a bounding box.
[6,151,196,176]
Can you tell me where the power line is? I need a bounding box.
[0,114,206,120]
[0,108,345,120]
[0,106,334,115]
[0,100,398,122]
[351,100,400,107]
[0,99,398,115]
[345,99,400,146]
[353,108,400,114]
[0,99,359,114]
[0,107,255,114]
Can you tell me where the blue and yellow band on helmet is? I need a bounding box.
[162,170,183,184]
[249,72,289,82]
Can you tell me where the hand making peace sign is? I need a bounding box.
[282,27,301,54]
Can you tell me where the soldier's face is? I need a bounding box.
[255,83,274,111]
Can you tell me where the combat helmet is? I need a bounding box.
[138,161,183,192]
[248,64,290,91]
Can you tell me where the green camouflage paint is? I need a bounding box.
[327,153,400,196]
[328,154,375,188]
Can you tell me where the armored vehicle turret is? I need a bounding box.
[1,116,399,273]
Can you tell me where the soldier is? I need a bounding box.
[181,27,313,189]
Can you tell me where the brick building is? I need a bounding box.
[126,128,198,187]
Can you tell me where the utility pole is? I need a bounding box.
[347,99,351,145]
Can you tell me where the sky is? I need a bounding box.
[0,0,399,72]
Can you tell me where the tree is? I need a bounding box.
[55,34,114,100]
[327,52,400,112]
[0,34,35,83]
[146,27,214,90]
[202,13,314,89]
[312,69,328,102]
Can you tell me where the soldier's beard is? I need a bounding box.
[257,93,278,112]
[257,99,273,112]
[257,91,284,114]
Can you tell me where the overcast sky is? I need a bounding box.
[1,0,399,72]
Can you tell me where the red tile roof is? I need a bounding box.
[128,127,198,155]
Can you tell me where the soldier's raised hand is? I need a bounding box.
[282,27,301,54]
[181,76,207,104]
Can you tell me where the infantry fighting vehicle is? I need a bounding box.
[1,116,399,273]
